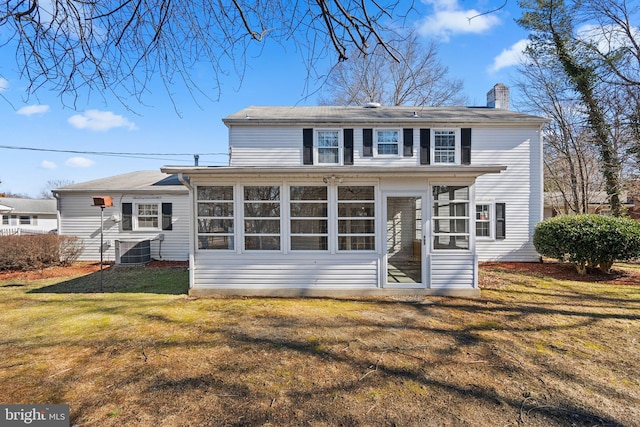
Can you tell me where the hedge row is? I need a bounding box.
[0,235,83,271]
[533,214,640,274]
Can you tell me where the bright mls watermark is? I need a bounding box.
[1,405,69,426]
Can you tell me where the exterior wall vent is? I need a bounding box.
[116,240,151,265]
[363,102,381,108]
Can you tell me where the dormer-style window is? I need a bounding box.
[316,130,342,165]
[375,129,401,156]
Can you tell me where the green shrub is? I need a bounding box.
[534,214,640,274]
[0,235,84,271]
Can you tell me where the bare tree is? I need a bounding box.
[0,1,412,110]
[39,179,74,199]
[319,31,466,106]
[515,53,604,215]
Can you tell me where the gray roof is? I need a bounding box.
[223,106,548,126]
[52,170,187,194]
[0,197,57,214]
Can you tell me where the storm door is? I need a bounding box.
[385,195,425,287]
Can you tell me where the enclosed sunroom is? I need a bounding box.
[161,165,505,297]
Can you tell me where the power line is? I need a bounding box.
[0,144,228,157]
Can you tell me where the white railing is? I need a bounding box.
[0,228,53,236]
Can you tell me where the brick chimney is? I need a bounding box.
[487,83,510,110]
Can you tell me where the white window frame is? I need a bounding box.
[431,129,460,165]
[337,185,377,252]
[242,185,282,252]
[1,215,8,225]
[431,184,471,252]
[374,128,402,157]
[134,203,160,230]
[196,185,236,251]
[315,129,343,165]
[475,202,494,240]
[289,185,329,252]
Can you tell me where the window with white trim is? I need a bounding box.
[476,203,492,238]
[338,186,376,250]
[432,185,470,250]
[243,186,281,251]
[316,130,341,164]
[433,130,458,164]
[136,204,159,229]
[375,129,400,156]
[290,186,328,251]
[1,215,8,225]
[197,186,234,250]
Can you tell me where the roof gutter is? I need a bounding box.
[177,173,192,191]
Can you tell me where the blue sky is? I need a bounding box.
[0,0,532,197]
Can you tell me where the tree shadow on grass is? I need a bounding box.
[27,266,189,295]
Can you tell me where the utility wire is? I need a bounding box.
[0,144,228,157]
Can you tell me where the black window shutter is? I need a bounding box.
[303,128,313,165]
[496,203,506,240]
[363,128,373,157]
[420,128,430,165]
[122,203,133,231]
[162,203,173,231]
[461,128,472,165]
[344,128,354,165]
[403,128,414,157]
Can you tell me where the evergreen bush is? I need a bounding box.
[533,214,640,274]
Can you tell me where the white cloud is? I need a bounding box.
[418,0,501,41]
[17,105,50,116]
[41,160,57,169]
[67,109,137,132]
[0,77,8,92]
[489,39,531,73]
[576,23,640,54]
[65,157,95,168]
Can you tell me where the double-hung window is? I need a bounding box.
[338,186,376,250]
[244,186,281,250]
[197,186,234,250]
[316,130,341,164]
[290,186,328,251]
[136,204,159,229]
[433,130,457,164]
[432,185,470,250]
[476,204,492,238]
[1,215,7,225]
[376,129,400,156]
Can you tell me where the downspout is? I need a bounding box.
[178,173,195,291]
[53,192,61,234]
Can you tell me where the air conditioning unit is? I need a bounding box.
[116,240,151,265]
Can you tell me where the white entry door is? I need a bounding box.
[384,194,426,288]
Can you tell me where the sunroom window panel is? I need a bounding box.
[244,186,281,251]
[432,185,470,251]
[290,185,329,251]
[197,186,235,250]
[338,185,375,251]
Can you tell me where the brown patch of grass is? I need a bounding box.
[1,262,639,426]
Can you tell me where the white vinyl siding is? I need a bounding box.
[57,192,189,262]
[473,127,542,261]
[229,126,305,166]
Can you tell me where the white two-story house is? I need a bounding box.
[162,85,546,297]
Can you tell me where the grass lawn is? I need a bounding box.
[1,262,639,426]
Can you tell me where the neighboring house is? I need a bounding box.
[162,84,547,297]
[0,197,58,235]
[53,171,189,264]
[544,191,633,218]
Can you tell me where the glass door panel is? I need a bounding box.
[386,196,423,285]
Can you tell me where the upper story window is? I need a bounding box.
[433,130,458,164]
[376,129,400,156]
[316,130,341,165]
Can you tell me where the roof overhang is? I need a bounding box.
[161,165,507,180]
[0,204,14,214]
